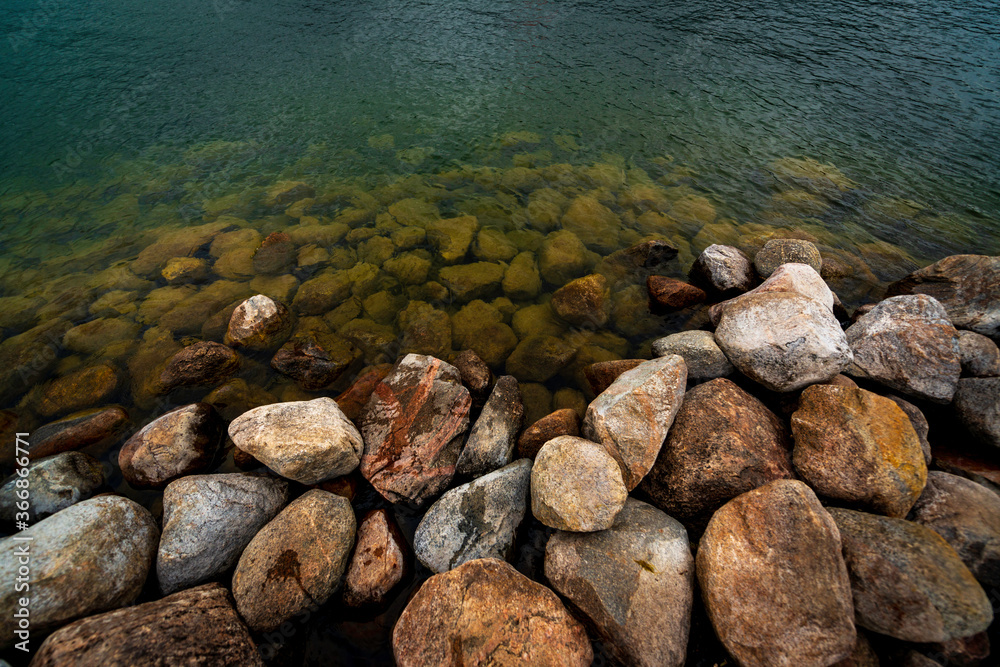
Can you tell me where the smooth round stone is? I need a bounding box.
[118,403,225,489]
[0,452,105,522]
[154,341,240,394]
[531,436,627,532]
[224,294,292,351]
[28,406,130,460]
[957,330,1000,377]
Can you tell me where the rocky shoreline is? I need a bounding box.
[0,168,999,665]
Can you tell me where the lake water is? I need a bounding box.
[1,0,999,664]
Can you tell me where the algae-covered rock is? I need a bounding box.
[473,228,518,262]
[427,215,479,263]
[506,335,576,382]
[538,230,593,285]
[561,195,621,253]
[383,251,432,285]
[398,301,452,359]
[292,271,353,315]
[438,262,505,302]
[551,273,610,327]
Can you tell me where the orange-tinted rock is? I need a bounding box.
[119,403,224,489]
[37,363,119,418]
[30,584,262,667]
[155,341,240,394]
[646,276,706,311]
[29,406,130,460]
[551,273,611,326]
[271,333,360,391]
[583,359,644,396]
[791,385,927,518]
[697,480,856,667]
[640,378,794,521]
[392,558,592,667]
[343,509,411,608]
[334,364,394,422]
[517,408,580,459]
[360,354,471,506]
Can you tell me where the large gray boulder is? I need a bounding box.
[0,452,104,522]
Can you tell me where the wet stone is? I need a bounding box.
[651,330,734,380]
[203,378,277,422]
[342,509,411,608]
[647,276,706,311]
[154,341,240,394]
[224,294,292,351]
[958,330,1000,377]
[531,435,628,532]
[334,363,394,423]
[398,301,453,360]
[829,507,993,643]
[392,558,592,667]
[270,332,359,391]
[689,243,756,298]
[415,459,532,573]
[583,359,643,396]
[954,377,1000,448]
[161,256,210,284]
[0,452,104,522]
[545,498,694,667]
[229,397,364,485]
[502,251,542,300]
[252,231,296,275]
[456,375,524,478]
[360,354,472,506]
[551,273,611,327]
[505,335,576,382]
[886,394,932,464]
[36,363,119,418]
[697,480,856,667]
[583,355,687,490]
[538,230,592,286]
[754,237,823,277]
[451,349,493,408]
[517,408,580,459]
[156,472,289,595]
[437,262,505,301]
[29,406,130,460]
[0,496,159,648]
[233,489,356,633]
[118,403,225,489]
[29,584,263,667]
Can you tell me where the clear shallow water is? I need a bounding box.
[1,0,1000,664]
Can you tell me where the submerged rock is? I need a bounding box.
[646,276,706,311]
[531,436,628,532]
[393,558,592,667]
[0,496,159,648]
[360,354,471,506]
[29,406,129,460]
[502,251,543,300]
[829,507,993,643]
[640,377,794,521]
[697,480,856,667]
[845,294,961,403]
[583,355,687,490]
[651,330,733,379]
[438,262,505,301]
[551,273,611,326]
[505,335,576,382]
[455,376,524,478]
[791,385,927,517]
[343,509,411,608]
[545,499,694,667]
[29,584,263,667]
[334,363,394,423]
[233,489,355,633]
[36,363,119,418]
[156,472,289,595]
[118,403,224,489]
[415,459,532,573]
[427,215,479,263]
[538,230,592,285]
[583,359,644,396]
[224,294,292,351]
[229,397,364,485]
[0,452,104,522]
[754,238,822,277]
[715,291,852,392]
[154,341,240,394]
[270,333,359,391]
[561,195,620,253]
[451,349,493,408]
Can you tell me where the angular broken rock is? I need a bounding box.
[0,496,159,649]
[233,489,356,633]
[583,359,644,396]
[646,276,706,311]
[334,363,394,422]
[640,377,794,521]
[545,498,694,667]
[550,273,611,326]
[791,385,927,518]
[689,244,756,298]
[651,330,734,380]
[118,403,225,489]
[845,294,961,403]
[360,354,471,506]
[270,333,359,391]
[714,291,852,392]
[156,472,289,595]
[697,480,856,667]
[415,459,532,573]
[517,408,580,459]
[531,436,628,532]
[229,397,364,485]
[0,451,104,522]
[829,507,993,643]
[455,375,524,478]
[224,294,292,351]
[392,558,592,667]
[909,471,1000,587]
[583,355,687,490]
[887,254,1000,339]
[29,584,263,667]
[342,509,411,608]
[953,377,1000,448]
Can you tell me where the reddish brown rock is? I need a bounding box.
[119,403,224,489]
[551,273,611,326]
[887,254,1000,340]
[929,632,990,667]
[334,363,394,422]
[583,359,644,396]
[224,294,292,351]
[29,406,130,460]
[697,480,856,667]
[392,558,592,667]
[792,385,927,518]
[831,632,879,667]
[640,378,794,521]
[37,363,119,418]
[30,584,263,667]
[155,341,240,394]
[360,354,472,506]
[452,349,493,408]
[271,333,360,391]
[343,509,411,608]
[517,408,580,459]
[886,394,932,464]
[646,276,706,311]
[252,231,295,275]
